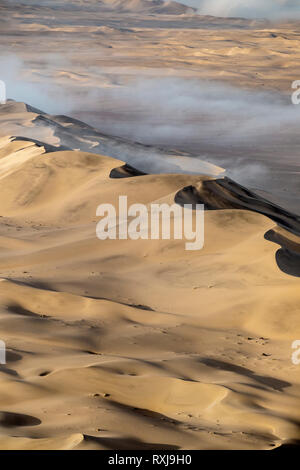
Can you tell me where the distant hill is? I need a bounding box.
[97,0,196,15]
[3,0,195,15]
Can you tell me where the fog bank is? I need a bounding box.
[179,0,300,20]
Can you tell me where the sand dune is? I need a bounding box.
[0,0,299,451]
[0,99,299,449]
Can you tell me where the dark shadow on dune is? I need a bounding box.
[6,304,40,318]
[101,399,181,429]
[0,350,22,378]
[199,358,290,392]
[274,249,300,277]
[130,303,154,311]
[175,177,300,235]
[265,229,300,277]
[110,163,148,179]
[130,407,180,425]
[83,434,179,450]
[4,278,156,318]
[6,350,22,362]
[0,411,41,428]
[175,178,300,277]
[239,382,274,392]
[6,303,51,326]
[85,293,155,312]
[0,367,20,378]
[275,440,300,450]
[175,184,216,210]
[39,370,51,377]
[6,278,57,292]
